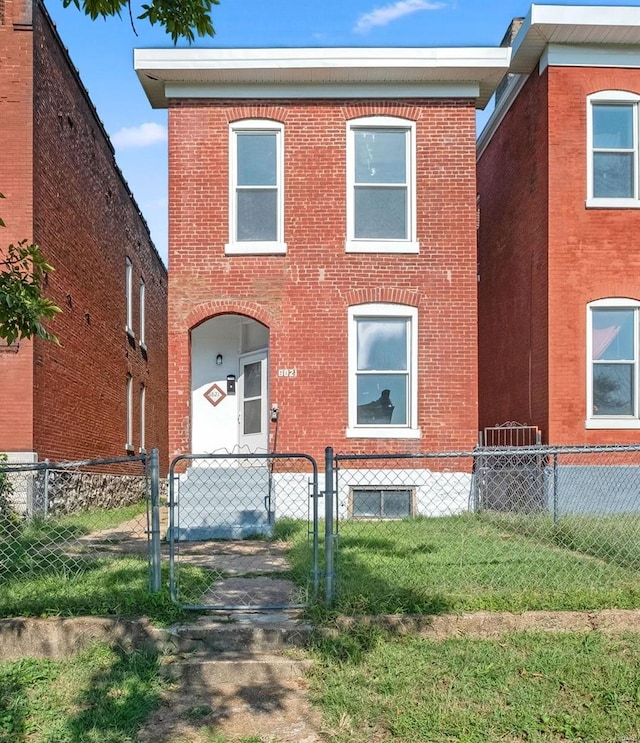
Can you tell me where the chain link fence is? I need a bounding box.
[0,454,154,586]
[168,452,320,610]
[327,445,640,615]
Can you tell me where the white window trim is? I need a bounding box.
[139,279,146,350]
[585,297,640,429]
[346,303,420,438]
[225,119,287,255]
[345,116,419,254]
[126,373,134,452]
[125,257,134,337]
[586,91,640,209]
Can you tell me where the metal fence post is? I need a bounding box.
[43,459,50,518]
[148,448,162,593]
[552,451,559,526]
[324,446,335,607]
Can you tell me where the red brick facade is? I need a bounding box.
[477,69,550,439]
[479,61,640,444]
[168,97,479,462]
[0,1,168,465]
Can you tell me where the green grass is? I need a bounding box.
[309,627,640,742]
[0,502,149,577]
[0,643,164,743]
[0,502,212,623]
[309,514,640,616]
[4,507,640,621]
[0,557,206,624]
[482,511,640,569]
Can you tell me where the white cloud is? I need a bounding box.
[111,122,167,149]
[354,0,447,34]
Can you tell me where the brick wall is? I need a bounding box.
[168,97,479,462]
[0,0,35,452]
[547,65,640,445]
[0,2,169,467]
[477,70,550,440]
[478,64,640,446]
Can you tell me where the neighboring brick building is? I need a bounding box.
[477,5,640,445]
[0,0,168,465]
[135,47,510,465]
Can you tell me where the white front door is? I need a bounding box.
[238,350,269,452]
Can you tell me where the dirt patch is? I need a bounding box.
[138,661,321,743]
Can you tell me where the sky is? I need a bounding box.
[45,0,640,265]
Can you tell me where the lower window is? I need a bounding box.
[587,298,640,428]
[350,488,414,519]
[347,303,419,437]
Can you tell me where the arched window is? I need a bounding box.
[586,298,640,428]
[587,91,640,207]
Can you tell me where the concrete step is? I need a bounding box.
[161,652,314,686]
[157,615,315,654]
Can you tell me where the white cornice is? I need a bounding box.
[478,4,640,157]
[511,4,640,75]
[134,46,511,109]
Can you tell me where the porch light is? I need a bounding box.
[216,353,223,365]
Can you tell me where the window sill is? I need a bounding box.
[585,418,640,430]
[345,240,420,254]
[346,427,421,439]
[125,443,135,454]
[225,241,287,255]
[125,326,135,341]
[586,198,640,209]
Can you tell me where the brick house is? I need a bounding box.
[477,4,640,445]
[135,46,510,470]
[0,0,168,465]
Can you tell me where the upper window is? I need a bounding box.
[586,298,640,429]
[226,120,286,255]
[587,92,640,207]
[139,279,146,350]
[125,257,134,336]
[347,303,420,438]
[346,117,418,254]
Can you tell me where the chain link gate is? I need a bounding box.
[167,452,320,610]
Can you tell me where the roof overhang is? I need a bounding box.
[134,46,511,110]
[510,4,640,74]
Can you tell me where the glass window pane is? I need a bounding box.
[356,374,407,425]
[593,105,634,149]
[593,364,634,416]
[243,399,262,434]
[354,187,407,239]
[592,309,634,360]
[593,153,634,198]
[237,133,276,186]
[357,319,407,370]
[353,490,382,517]
[243,360,262,398]
[237,190,277,241]
[355,130,406,184]
[383,490,412,518]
